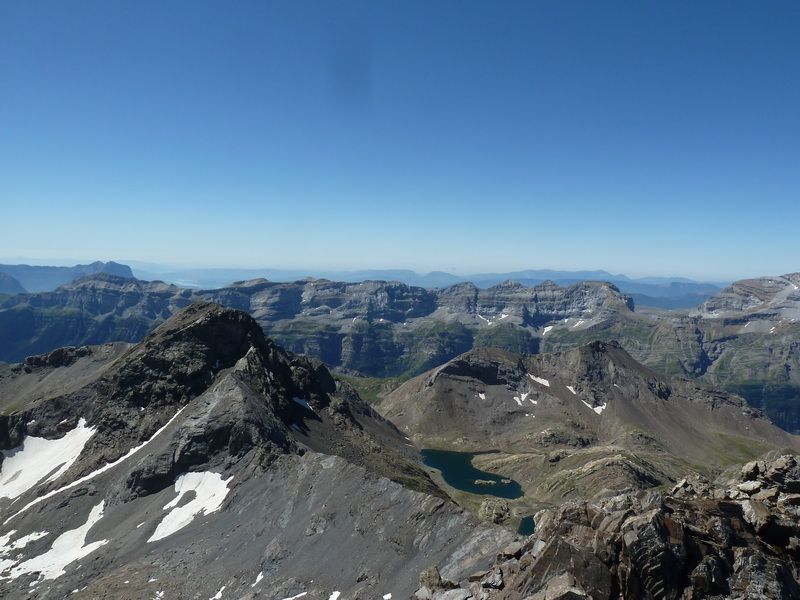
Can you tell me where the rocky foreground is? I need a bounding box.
[418,454,800,600]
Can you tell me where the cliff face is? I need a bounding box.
[0,275,634,377]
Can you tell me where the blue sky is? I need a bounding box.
[1,1,798,280]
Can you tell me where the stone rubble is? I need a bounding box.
[416,454,800,599]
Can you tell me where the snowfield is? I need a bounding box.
[0,419,95,500]
[148,471,234,543]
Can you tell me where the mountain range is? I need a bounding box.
[2,303,799,598]
[128,265,723,309]
[1,270,798,430]
[0,261,133,294]
[0,304,512,598]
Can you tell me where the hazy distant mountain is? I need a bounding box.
[0,272,25,295]
[129,265,723,309]
[0,261,134,292]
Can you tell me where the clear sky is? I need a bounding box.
[1,1,798,280]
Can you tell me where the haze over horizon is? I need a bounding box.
[2,1,799,281]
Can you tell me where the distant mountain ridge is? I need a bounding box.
[131,265,723,309]
[0,261,133,293]
[0,273,26,295]
[0,274,634,375]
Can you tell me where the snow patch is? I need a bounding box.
[251,572,264,587]
[328,593,341,600]
[5,407,186,524]
[572,319,585,328]
[280,593,308,600]
[0,529,51,573]
[528,374,550,387]
[209,585,225,599]
[542,326,553,335]
[384,595,393,599]
[477,393,486,400]
[148,471,233,543]
[580,399,607,415]
[0,502,107,581]
[0,418,96,500]
[566,385,577,395]
[512,391,531,406]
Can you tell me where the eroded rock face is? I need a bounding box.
[421,454,800,600]
[0,274,634,377]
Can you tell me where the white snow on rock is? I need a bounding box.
[209,585,225,599]
[499,313,509,320]
[5,407,186,524]
[580,399,608,415]
[478,393,486,400]
[0,530,49,561]
[542,326,553,335]
[572,319,585,328]
[280,593,307,600]
[148,471,233,543]
[383,594,393,599]
[528,374,550,387]
[513,396,522,406]
[566,386,577,395]
[0,418,96,500]
[0,502,108,581]
[328,593,341,600]
[251,572,264,587]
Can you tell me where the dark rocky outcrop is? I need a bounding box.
[422,454,800,600]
